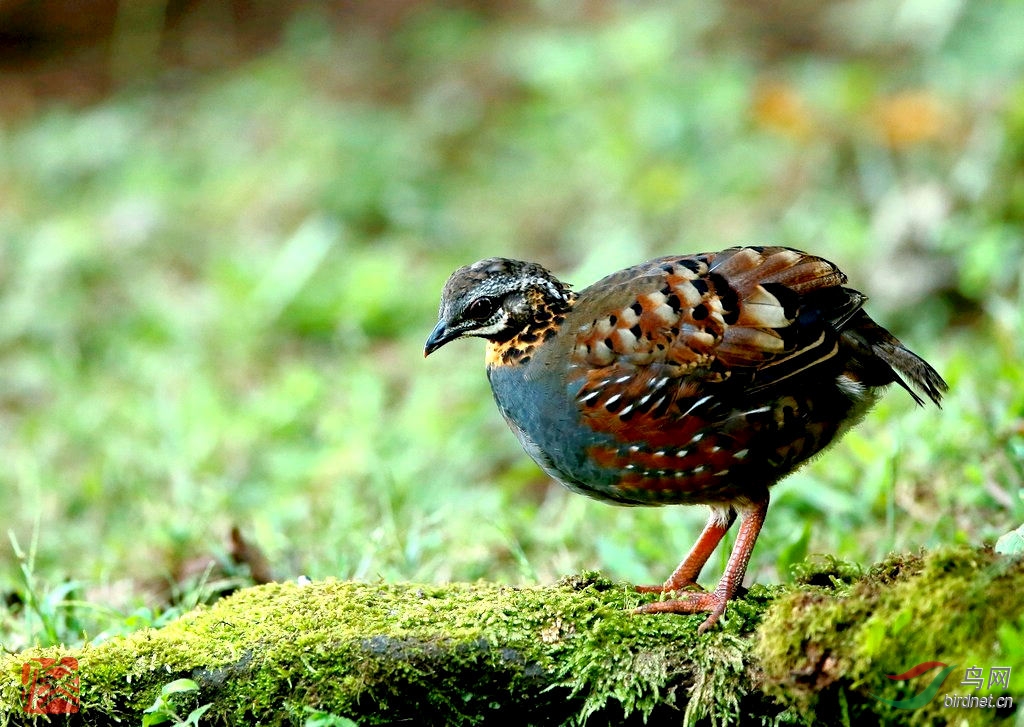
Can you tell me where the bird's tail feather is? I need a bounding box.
[841,311,947,407]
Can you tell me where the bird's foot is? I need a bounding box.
[633,581,703,594]
[633,589,731,634]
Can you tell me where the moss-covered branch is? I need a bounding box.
[2,546,1021,725]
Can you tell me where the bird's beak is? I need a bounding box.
[424,319,455,357]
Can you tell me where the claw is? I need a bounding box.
[634,590,729,633]
[634,582,703,594]
[633,498,768,633]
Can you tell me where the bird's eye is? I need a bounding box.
[465,296,496,321]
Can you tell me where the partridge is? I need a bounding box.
[424,247,946,632]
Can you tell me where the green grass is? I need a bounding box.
[2,1,1023,650]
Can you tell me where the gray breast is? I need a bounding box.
[486,362,621,501]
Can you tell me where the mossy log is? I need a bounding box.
[1,546,1021,725]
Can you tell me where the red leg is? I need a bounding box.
[635,506,736,593]
[635,496,769,633]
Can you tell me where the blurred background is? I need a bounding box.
[1,0,1022,649]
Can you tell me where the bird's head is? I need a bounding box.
[424,258,573,356]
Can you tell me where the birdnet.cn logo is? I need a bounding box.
[870,661,1014,711]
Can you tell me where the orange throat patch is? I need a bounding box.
[485,291,573,367]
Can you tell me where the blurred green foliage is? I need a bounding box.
[1,0,1023,648]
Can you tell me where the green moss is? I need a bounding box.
[0,577,766,725]
[757,546,1024,726]
[2,547,1020,725]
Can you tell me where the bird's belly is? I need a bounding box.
[488,365,875,507]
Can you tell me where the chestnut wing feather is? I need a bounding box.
[566,247,860,440]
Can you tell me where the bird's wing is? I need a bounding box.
[565,246,862,440]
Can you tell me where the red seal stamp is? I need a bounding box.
[21,656,80,714]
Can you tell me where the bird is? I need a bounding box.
[424,246,947,632]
